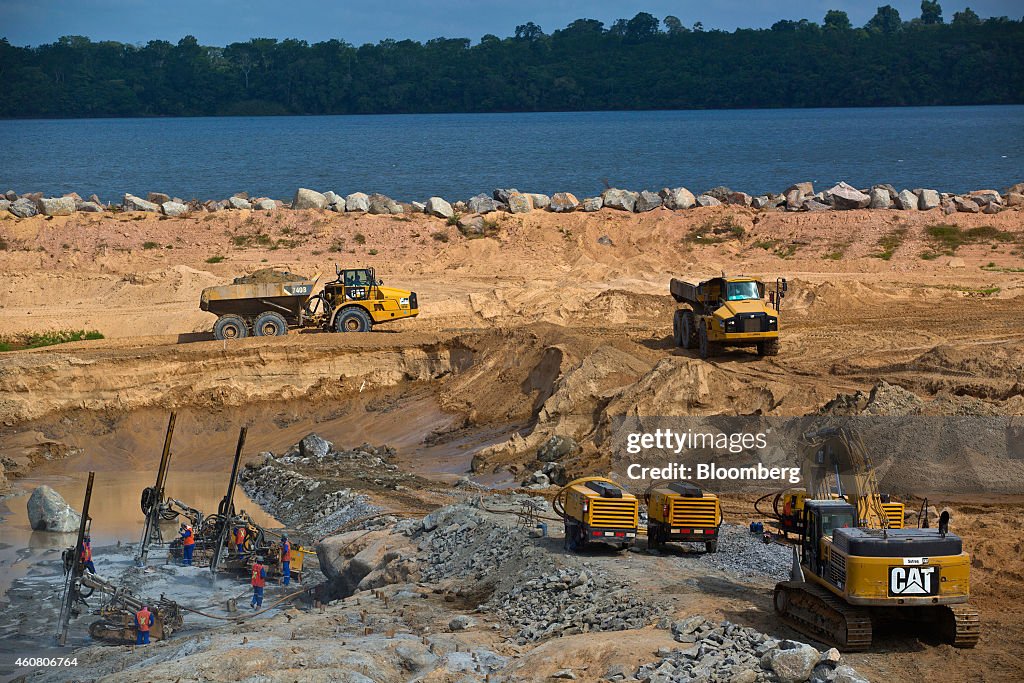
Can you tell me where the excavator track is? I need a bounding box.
[943,604,981,648]
[773,581,873,651]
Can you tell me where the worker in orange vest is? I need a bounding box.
[234,525,247,559]
[250,557,267,609]
[180,523,195,566]
[80,535,96,574]
[280,534,291,586]
[135,605,154,645]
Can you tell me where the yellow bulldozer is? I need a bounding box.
[554,477,639,552]
[645,481,723,553]
[670,275,785,358]
[200,265,418,340]
[773,426,979,650]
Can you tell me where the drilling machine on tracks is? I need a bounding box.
[773,426,979,650]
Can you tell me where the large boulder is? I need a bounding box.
[703,186,732,201]
[695,194,721,207]
[581,196,603,212]
[896,189,918,210]
[425,197,454,219]
[37,196,76,216]
[368,194,403,214]
[784,182,814,198]
[827,182,871,210]
[457,215,486,238]
[634,190,663,212]
[78,201,104,213]
[27,485,82,532]
[467,194,501,214]
[868,188,892,209]
[254,199,276,211]
[536,435,580,462]
[1004,192,1024,207]
[161,201,189,217]
[954,197,980,213]
[549,192,579,213]
[123,194,160,212]
[506,192,533,214]
[299,433,332,459]
[751,195,772,209]
[292,188,327,210]
[601,188,638,212]
[726,191,752,207]
[323,191,342,208]
[660,187,695,210]
[227,196,251,210]
[525,193,551,210]
[492,188,519,204]
[763,643,820,683]
[916,189,941,210]
[345,192,370,212]
[147,192,171,204]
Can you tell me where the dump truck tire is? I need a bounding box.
[214,314,248,340]
[698,325,711,359]
[681,311,696,349]
[334,307,373,333]
[673,310,684,347]
[254,311,288,337]
[758,339,780,357]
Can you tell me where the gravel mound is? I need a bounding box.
[492,567,657,644]
[682,524,792,582]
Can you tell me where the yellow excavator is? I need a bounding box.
[773,426,979,650]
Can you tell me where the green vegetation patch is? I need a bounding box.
[923,224,1018,256]
[0,329,104,352]
[687,215,745,244]
[872,227,908,260]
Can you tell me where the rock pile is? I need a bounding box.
[686,524,792,581]
[5,181,1020,219]
[416,504,532,584]
[627,616,868,683]
[492,567,658,645]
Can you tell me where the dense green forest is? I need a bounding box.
[1,4,1022,118]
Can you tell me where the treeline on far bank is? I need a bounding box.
[1,6,1022,118]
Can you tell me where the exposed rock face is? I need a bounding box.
[916,188,941,210]
[634,190,663,212]
[582,196,603,212]
[896,189,918,210]
[27,485,82,532]
[293,188,327,210]
[549,192,579,213]
[37,196,76,216]
[827,182,871,210]
[425,196,454,219]
[868,188,892,209]
[123,194,159,212]
[660,187,695,210]
[161,201,188,217]
[695,194,721,207]
[467,194,501,214]
[601,188,638,212]
[506,192,533,214]
[345,192,370,212]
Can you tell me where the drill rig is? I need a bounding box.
[773,426,979,650]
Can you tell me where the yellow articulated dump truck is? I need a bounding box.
[645,481,723,553]
[670,275,786,359]
[200,265,418,340]
[553,477,639,552]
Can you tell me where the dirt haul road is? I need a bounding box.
[1,205,1023,680]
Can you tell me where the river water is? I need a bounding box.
[1,106,1022,203]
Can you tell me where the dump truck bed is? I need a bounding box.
[199,278,318,319]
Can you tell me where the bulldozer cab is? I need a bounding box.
[802,500,855,577]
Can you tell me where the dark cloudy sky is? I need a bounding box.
[1,1,1019,47]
